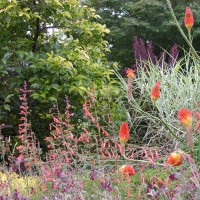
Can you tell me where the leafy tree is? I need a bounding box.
[86,0,200,67]
[0,0,118,139]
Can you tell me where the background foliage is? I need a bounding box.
[86,0,200,67]
[0,0,119,139]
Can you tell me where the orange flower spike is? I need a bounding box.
[150,81,160,102]
[184,7,194,31]
[178,108,193,130]
[119,165,136,176]
[119,122,129,145]
[167,152,182,166]
[126,68,135,78]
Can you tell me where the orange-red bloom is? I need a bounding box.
[184,7,194,31]
[178,108,193,129]
[119,165,136,176]
[167,152,182,166]
[150,81,160,102]
[126,68,135,78]
[119,122,129,145]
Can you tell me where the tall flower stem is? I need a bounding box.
[127,77,133,102]
[188,30,192,44]
[126,68,135,102]
[187,129,194,158]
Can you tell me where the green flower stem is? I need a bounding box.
[188,30,192,44]
[187,128,194,158]
[166,0,200,60]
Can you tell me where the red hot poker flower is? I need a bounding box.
[126,68,135,78]
[178,108,193,130]
[119,122,129,145]
[184,7,194,31]
[167,152,182,166]
[119,165,136,176]
[150,81,160,102]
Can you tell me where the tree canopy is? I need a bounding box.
[0,0,119,138]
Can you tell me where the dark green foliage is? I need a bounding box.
[0,0,119,139]
[86,0,200,67]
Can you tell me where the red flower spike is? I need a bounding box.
[126,68,135,78]
[119,165,136,176]
[184,7,194,31]
[119,122,129,145]
[167,152,182,166]
[178,108,193,130]
[150,81,160,102]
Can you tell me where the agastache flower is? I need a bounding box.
[150,81,160,102]
[184,7,194,31]
[166,152,182,166]
[16,154,24,166]
[118,165,136,176]
[119,122,129,145]
[178,108,193,130]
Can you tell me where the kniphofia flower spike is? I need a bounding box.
[184,7,194,31]
[118,165,136,176]
[126,68,135,78]
[150,81,160,102]
[119,122,129,145]
[178,108,193,130]
[167,152,182,166]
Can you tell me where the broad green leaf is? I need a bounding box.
[5,94,14,102]
[3,104,10,111]
[18,11,24,16]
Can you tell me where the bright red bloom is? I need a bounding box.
[150,81,160,102]
[119,165,136,176]
[126,68,135,78]
[184,7,194,31]
[119,122,129,145]
[167,152,182,166]
[178,108,193,129]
